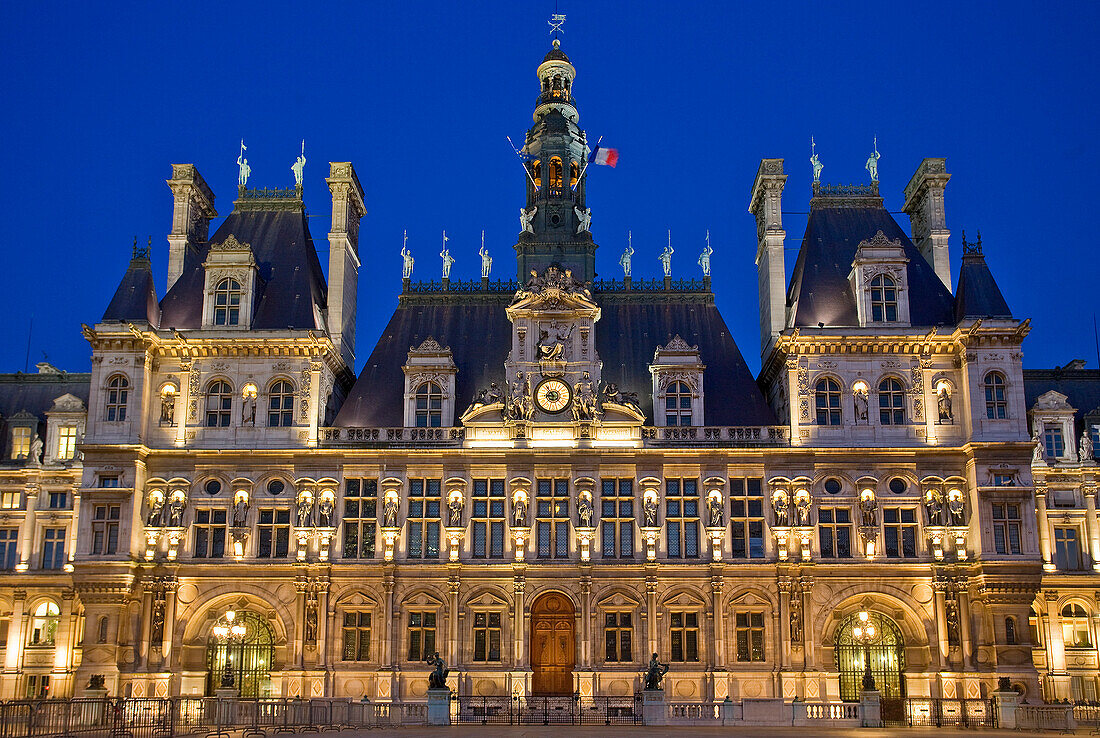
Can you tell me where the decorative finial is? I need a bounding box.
[237,139,251,187]
[961,229,983,255]
[810,136,823,184]
[865,136,880,183]
[549,13,566,38]
[292,140,306,187]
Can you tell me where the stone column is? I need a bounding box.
[957,586,973,669]
[382,568,395,668]
[138,587,154,667]
[161,581,178,664]
[66,483,81,570]
[1084,486,1100,570]
[448,574,460,668]
[174,359,193,448]
[802,578,816,670]
[580,573,592,667]
[1,591,27,698]
[646,574,658,657]
[307,358,322,448]
[933,583,950,667]
[17,485,38,570]
[778,577,792,670]
[1044,591,1066,673]
[52,590,76,674]
[513,572,526,666]
[1035,487,1054,571]
[294,582,307,668]
[710,572,724,668]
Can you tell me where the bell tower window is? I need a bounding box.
[869,275,898,322]
[213,279,242,326]
[532,160,542,187]
[570,160,579,186]
[548,157,563,190]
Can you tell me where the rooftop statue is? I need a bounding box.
[574,206,592,233]
[810,136,823,183]
[620,233,634,277]
[237,140,251,187]
[401,231,414,279]
[440,231,454,279]
[698,231,713,277]
[291,140,306,186]
[659,235,674,278]
[865,137,880,183]
[479,231,492,278]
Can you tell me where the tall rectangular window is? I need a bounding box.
[57,426,77,460]
[42,528,65,569]
[342,612,371,662]
[471,479,505,559]
[408,479,441,559]
[601,479,634,559]
[666,479,699,559]
[10,427,30,459]
[882,507,917,558]
[257,509,290,558]
[818,507,852,558]
[0,492,18,510]
[407,611,436,661]
[536,479,570,559]
[992,503,1022,555]
[472,612,502,662]
[604,612,632,662]
[193,509,227,558]
[91,505,120,555]
[669,611,699,662]
[0,529,17,569]
[735,612,765,662]
[1044,424,1065,459]
[48,491,68,509]
[25,675,49,699]
[730,478,765,559]
[1054,526,1083,570]
[342,479,377,559]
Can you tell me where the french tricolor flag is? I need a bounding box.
[589,145,619,167]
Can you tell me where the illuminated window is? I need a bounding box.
[735,612,765,662]
[1029,607,1043,646]
[869,275,898,322]
[105,374,129,421]
[991,503,1022,555]
[548,157,563,190]
[25,674,49,699]
[268,380,295,427]
[57,426,77,460]
[407,611,436,661]
[570,160,579,186]
[669,611,699,662]
[472,612,502,662]
[815,378,842,425]
[342,612,371,661]
[532,160,541,187]
[414,382,443,428]
[29,602,59,646]
[205,381,233,427]
[213,278,242,326]
[0,491,19,509]
[664,381,693,427]
[878,378,905,425]
[10,427,30,459]
[90,505,120,555]
[984,372,1008,419]
[604,612,632,662]
[1062,603,1092,647]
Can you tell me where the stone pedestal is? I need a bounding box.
[214,689,238,725]
[642,689,667,726]
[719,697,738,725]
[860,690,881,728]
[993,689,1018,729]
[427,688,451,726]
[79,688,109,725]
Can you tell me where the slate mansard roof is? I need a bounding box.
[334,292,776,428]
[102,254,161,325]
[954,249,1013,321]
[786,204,956,328]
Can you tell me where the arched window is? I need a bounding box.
[570,160,580,186]
[815,378,842,426]
[1005,616,1017,645]
[532,160,542,187]
[29,602,59,646]
[105,374,129,422]
[548,157,563,190]
[869,275,898,322]
[97,616,109,644]
[984,371,1008,419]
[205,610,275,697]
[878,378,905,425]
[414,382,443,428]
[205,381,233,427]
[268,380,295,427]
[835,611,905,701]
[213,278,243,326]
[664,381,693,427]
[1062,603,1092,647]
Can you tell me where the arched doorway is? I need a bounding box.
[205,611,276,697]
[835,611,905,701]
[530,592,575,695]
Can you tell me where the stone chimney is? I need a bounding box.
[326,162,366,370]
[903,158,952,292]
[749,159,788,358]
[165,164,217,291]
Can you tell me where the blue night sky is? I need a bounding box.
[2,1,1097,376]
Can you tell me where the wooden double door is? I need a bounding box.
[530,592,575,695]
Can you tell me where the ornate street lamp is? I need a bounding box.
[851,611,877,691]
[212,610,247,689]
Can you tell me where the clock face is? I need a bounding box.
[535,378,572,414]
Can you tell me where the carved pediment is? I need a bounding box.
[660,591,706,608]
[510,265,597,312]
[49,393,86,413]
[662,335,696,353]
[857,230,902,251]
[1035,390,1073,412]
[401,591,445,608]
[210,234,253,253]
[597,591,642,609]
[409,336,450,356]
[335,591,380,609]
[466,590,510,608]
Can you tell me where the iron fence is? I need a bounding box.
[452,695,641,725]
[881,697,997,728]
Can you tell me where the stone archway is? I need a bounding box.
[834,611,906,701]
[530,592,575,695]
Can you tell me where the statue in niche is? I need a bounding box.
[578,497,594,527]
[1032,431,1046,463]
[160,392,175,424]
[28,435,43,467]
[937,385,953,423]
[426,652,449,690]
[924,491,944,526]
[537,322,575,360]
[242,393,257,427]
[513,496,528,526]
[317,495,334,527]
[772,492,790,527]
[789,592,804,644]
[1080,430,1094,462]
[572,371,599,420]
[297,495,313,527]
[448,496,463,527]
[233,495,249,527]
[643,496,659,527]
[167,496,185,527]
[574,206,592,233]
[859,494,877,527]
[854,387,869,422]
[865,137,880,183]
[304,596,318,644]
[147,494,164,527]
[795,495,811,526]
[520,206,537,234]
[947,494,965,526]
[643,653,670,690]
[707,495,723,527]
[150,597,165,645]
[383,495,399,528]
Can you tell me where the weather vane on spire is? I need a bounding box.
[549,13,566,38]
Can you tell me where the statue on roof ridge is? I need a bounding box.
[440,231,454,280]
[401,231,414,279]
[479,231,492,278]
[865,137,880,183]
[659,235,674,277]
[811,137,823,183]
[237,140,251,187]
[291,140,306,186]
[620,233,634,278]
[698,231,713,277]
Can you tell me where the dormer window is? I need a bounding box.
[650,336,705,428]
[1043,424,1065,458]
[815,378,842,426]
[105,374,130,421]
[984,371,1008,419]
[869,275,898,322]
[268,380,295,427]
[205,381,233,427]
[878,378,906,425]
[57,426,77,460]
[213,278,242,326]
[664,381,693,426]
[10,427,30,459]
[415,382,444,428]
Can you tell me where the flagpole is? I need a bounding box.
[507,136,540,191]
[573,135,602,192]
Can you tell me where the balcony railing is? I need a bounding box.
[320,427,465,445]
[642,426,789,446]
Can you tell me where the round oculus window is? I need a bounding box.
[267,479,285,496]
[535,378,572,413]
[204,479,222,496]
[823,478,842,495]
[889,477,907,495]
[550,214,561,226]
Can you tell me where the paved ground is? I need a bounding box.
[315,728,1069,737]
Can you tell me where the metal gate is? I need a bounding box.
[881,697,997,728]
[454,695,642,725]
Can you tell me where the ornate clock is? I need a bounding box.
[535,378,572,414]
